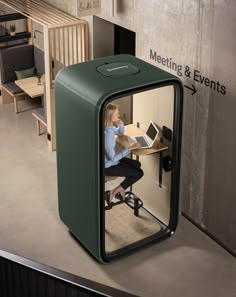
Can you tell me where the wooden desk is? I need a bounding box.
[15,75,45,98]
[116,124,168,187]
[116,124,168,156]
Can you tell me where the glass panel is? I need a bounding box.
[103,85,175,255]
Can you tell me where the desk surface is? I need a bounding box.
[15,75,45,98]
[116,124,168,156]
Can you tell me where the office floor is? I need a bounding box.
[105,202,162,252]
[0,101,236,297]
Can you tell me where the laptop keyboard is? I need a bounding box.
[135,136,149,147]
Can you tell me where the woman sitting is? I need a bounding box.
[104,103,144,205]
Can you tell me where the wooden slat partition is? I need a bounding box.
[48,22,86,70]
[75,25,79,63]
[45,22,88,150]
[1,0,78,25]
[0,0,89,151]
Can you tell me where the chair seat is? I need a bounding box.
[32,107,47,124]
[3,82,24,95]
[105,176,118,182]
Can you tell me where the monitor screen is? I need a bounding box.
[146,123,159,141]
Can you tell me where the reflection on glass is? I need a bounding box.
[104,86,174,255]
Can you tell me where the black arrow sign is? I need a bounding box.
[184,84,196,95]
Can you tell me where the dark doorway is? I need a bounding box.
[114,25,135,56]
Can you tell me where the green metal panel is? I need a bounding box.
[55,54,183,262]
[55,82,101,260]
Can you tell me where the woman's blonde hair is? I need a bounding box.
[104,103,119,128]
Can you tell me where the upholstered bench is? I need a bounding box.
[1,82,26,113]
[32,107,47,135]
[0,44,35,113]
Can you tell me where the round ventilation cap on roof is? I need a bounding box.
[97,62,140,77]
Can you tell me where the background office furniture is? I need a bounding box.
[0,12,31,46]
[14,74,47,134]
[15,75,45,98]
[55,54,183,262]
[32,82,47,135]
[0,44,34,112]
[0,44,45,113]
[0,0,88,151]
[32,106,47,135]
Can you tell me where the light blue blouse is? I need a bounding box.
[105,123,129,168]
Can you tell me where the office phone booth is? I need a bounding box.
[55,54,183,263]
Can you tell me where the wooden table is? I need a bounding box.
[116,124,168,156]
[116,124,169,187]
[15,75,45,98]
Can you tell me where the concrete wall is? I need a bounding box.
[94,0,236,255]
[202,1,236,253]
[41,0,236,255]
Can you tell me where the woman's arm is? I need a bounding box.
[105,129,129,164]
[113,121,125,136]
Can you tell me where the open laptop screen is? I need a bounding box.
[146,122,159,141]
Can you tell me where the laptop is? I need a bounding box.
[128,121,159,149]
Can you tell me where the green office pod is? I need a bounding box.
[55,54,183,263]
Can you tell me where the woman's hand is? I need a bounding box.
[113,119,123,127]
[129,142,141,150]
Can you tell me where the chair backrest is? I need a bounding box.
[0,44,35,84]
